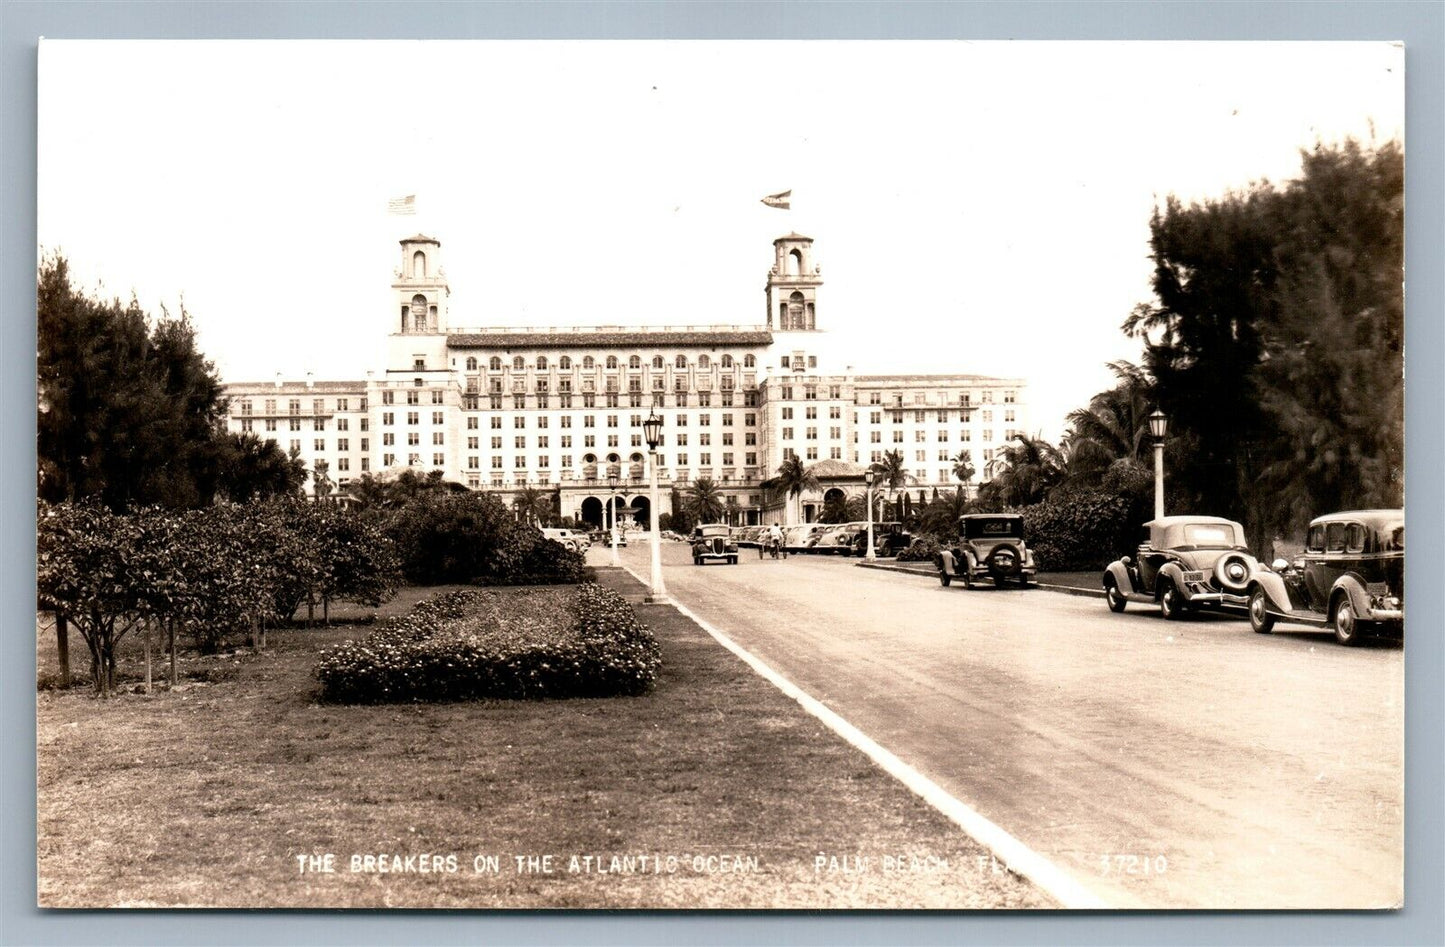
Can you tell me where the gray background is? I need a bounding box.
[3,3,1440,945]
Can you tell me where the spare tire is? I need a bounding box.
[1214,553,1252,592]
[988,543,1022,575]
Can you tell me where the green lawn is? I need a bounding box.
[36,570,1048,908]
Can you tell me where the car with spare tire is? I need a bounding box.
[1101,515,1260,619]
[935,514,1036,589]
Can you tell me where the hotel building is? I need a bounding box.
[223,233,1027,527]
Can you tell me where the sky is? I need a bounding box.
[36,40,1403,442]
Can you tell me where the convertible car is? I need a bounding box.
[1102,515,1260,619]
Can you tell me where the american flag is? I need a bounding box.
[760,189,791,210]
[388,194,417,215]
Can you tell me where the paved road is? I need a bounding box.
[594,540,1404,909]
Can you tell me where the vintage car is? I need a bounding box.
[1246,509,1403,645]
[540,528,590,552]
[936,514,1037,589]
[690,524,739,565]
[810,522,862,554]
[783,523,830,553]
[1102,515,1259,619]
[867,521,913,558]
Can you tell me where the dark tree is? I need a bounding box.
[37,255,227,510]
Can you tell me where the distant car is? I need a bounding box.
[1246,509,1404,645]
[810,522,859,554]
[540,528,590,552]
[936,514,1037,589]
[783,523,829,553]
[862,521,912,558]
[690,524,739,565]
[1102,515,1260,619]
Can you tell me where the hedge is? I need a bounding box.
[315,584,661,703]
[1018,489,1147,572]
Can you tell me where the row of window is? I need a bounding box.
[463,453,759,470]
[464,353,760,372]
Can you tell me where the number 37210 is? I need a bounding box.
[1099,854,1168,876]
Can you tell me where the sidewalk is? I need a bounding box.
[855,558,1103,598]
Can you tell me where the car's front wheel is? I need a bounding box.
[1105,578,1127,613]
[1333,596,1367,646]
[1248,587,1275,634]
[1159,581,1185,620]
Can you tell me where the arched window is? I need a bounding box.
[583,356,595,369]
[512,356,525,371]
[413,250,426,278]
[698,354,710,369]
[606,356,618,369]
[652,355,664,369]
[465,357,477,370]
[583,453,597,464]
[744,354,756,368]
[721,354,733,368]
[675,354,687,369]
[787,291,806,330]
[411,294,427,332]
[536,356,548,370]
[787,248,802,276]
[559,356,571,370]
[489,356,501,371]
[629,355,641,369]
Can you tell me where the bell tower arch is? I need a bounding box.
[393,234,449,334]
[765,233,821,331]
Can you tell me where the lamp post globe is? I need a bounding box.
[642,412,668,604]
[1149,409,1168,520]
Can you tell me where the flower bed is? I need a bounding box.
[315,584,661,703]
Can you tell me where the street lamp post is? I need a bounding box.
[642,412,668,604]
[606,469,621,567]
[864,469,877,561]
[1149,408,1168,521]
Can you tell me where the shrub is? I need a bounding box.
[1018,489,1146,571]
[380,492,588,586]
[315,584,661,703]
[897,536,942,562]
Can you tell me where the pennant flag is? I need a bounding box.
[388,194,417,215]
[760,189,791,210]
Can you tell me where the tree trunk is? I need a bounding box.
[143,621,153,695]
[306,593,315,628]
[55,612,71,688]
[323,595,330,627]
[168,618,177,686]
[249,614,259,652]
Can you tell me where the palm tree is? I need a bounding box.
[682,476,726,525]
[1060,360,1154,488]
[513,485,552,526]
[951,449,976,493]
[871,449,909,518]
[984,435,1065,507]
[762,454,819,525]
[921,485,970,536]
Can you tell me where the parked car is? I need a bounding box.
[1101,515,1260,619]
[810,523,858,554]
[936,514,1037,589]
[540,528,590,552]
[865,521,912,558]
[690,524,739,565]
[783,523,829,553]
[1246,509,1404,645]
[809,523,849,552]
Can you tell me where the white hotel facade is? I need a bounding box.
[223,233,1028,528]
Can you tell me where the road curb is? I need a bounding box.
[618,562,1111,910]
[854,560,1105,599]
